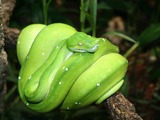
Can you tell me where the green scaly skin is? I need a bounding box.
[18,23,76,110]
[24,40,69,103]
[17,24,46,65]
[61,53,127,109]
[17,23,128,112]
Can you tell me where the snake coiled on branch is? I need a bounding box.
[17,23,128,112]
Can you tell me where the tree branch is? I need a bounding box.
[2,0,20,47]
[0,0,19,113]
[0,0,7,113]
[104,92,143,120]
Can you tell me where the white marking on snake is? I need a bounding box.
[63,67,69,71]
[64,52,73,61]
[59,82,62,85]
[26,103,29,106]
[18,76,21,80]
[42,52,45,56]
[29,76,32,80]
[65,68,69,71]
[18,41,20,44]
[26,56,29,59]
[97,83,100,87]
[56,46,59,49]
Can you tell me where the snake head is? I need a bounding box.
[67,32,99,53]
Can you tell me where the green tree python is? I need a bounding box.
[17,23,128,112]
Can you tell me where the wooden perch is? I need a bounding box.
[0,0,19,112]
[2,0,20,46]
[104,92,143,120]
[0,0,7,113]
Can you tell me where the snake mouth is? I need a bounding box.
[69,44,99,53]
[88,44,99,52]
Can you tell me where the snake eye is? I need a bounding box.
[78,42,83,46]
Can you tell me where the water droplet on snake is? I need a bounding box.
[97,83,100,87]
[29,76,32,80]
[42,52,45,56]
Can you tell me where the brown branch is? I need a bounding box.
[0,0,7,113]
[0,0,19,112]
[2,0,20,46]
[104,92,143,120]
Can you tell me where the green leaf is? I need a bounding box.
[89,0,97,36]
[80,0,89,32]
[106,31,136,43]
[80,7,92,26]
[139,23,160,46]
[105,31,139,57]
[80,0,89,24]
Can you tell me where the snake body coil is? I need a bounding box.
[17,23,128,112]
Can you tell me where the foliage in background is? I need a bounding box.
[1,0,160,120]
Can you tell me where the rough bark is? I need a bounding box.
[0,0,19,113]
[104,92,143,120]
[0,0,7,113]
[2,0,20,46]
